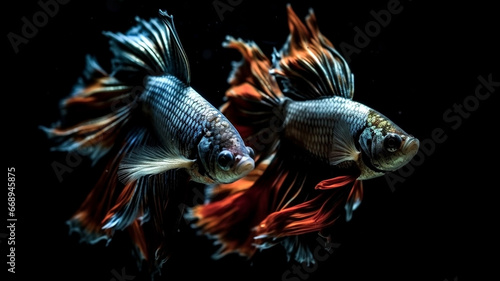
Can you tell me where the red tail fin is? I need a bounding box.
[189,159,276,258]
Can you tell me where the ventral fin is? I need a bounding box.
[315,175,357,190]
[345,180,363,221]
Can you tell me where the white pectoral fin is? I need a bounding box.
[118,146,195,183]
[329,120,360,166]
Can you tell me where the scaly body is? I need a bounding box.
[283,97,369,165]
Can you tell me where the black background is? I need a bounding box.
[3,0,498,280]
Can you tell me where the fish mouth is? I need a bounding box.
[402,136,420,157]
[235,156,255,177]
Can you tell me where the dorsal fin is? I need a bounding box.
[271,4,354,100]
[105,9,191,84]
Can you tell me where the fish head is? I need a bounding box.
[197,120,255,184]
[358,110,419,177]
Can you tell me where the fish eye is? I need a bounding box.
[217,150,235,171]
[383,133,402,152]
[246,146,255,159]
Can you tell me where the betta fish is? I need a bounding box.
[188,5,420,264]
[41,10,255,274]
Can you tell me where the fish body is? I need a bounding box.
[133,74,254,184]
[283,97,419,180]
[189,5,419,264]
[41,10,254,275]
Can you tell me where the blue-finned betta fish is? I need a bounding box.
[41,10,255,274]
[188,5,420,264]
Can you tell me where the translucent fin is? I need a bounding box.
[187,156,286,259]
[40,55,134,165]
[345,180,363,221]
[127,220,148,267]
[105,10,191,84]
[279,231,339,265]
[315,175,357,190]
[280,235,315,265]
[220,37,284,164]
[271,4,354,100]
[65,125,192,273]
[118,146,194,183]
[329,120,360,166]
[66,127,150,245]
[254,184,343,239]
[188,147,356,262]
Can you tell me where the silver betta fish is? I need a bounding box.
[189,5,419,264]
[41,10,255,272]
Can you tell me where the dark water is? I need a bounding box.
[4,0,498,280]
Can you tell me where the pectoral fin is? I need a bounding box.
[329,120,360,166]
[118,146,195,183]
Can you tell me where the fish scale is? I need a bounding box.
[284,96,370,162]
[142,75,223,157]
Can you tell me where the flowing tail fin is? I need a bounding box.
[41,10,193,272]
[40,55,133,165]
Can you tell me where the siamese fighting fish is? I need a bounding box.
[188,5,420,264]
[41,10,255,274]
